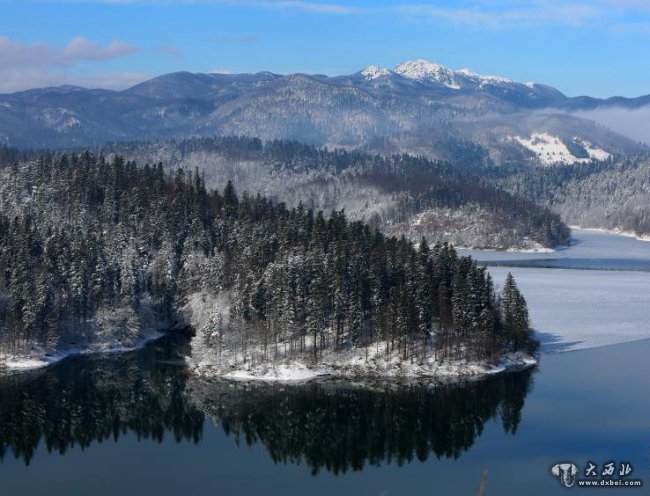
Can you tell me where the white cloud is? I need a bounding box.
[64,37,138,60]
[0,36,142,92]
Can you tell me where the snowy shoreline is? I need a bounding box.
[456,244,555,253]
[0,329,165,374]
[568,225,650,243]
[184,291,538,383]
[189,351,538,383]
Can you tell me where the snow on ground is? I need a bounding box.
[505,245,555,253]
[569,225,650,243]
[189,333,537,383]
[184,291,538,383]
[489,266,650,353]
[0,328,163,373]
[511,133,610,165]
[0,296,175,373]
[575,138,612,161]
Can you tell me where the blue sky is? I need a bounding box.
[1,0,649,97]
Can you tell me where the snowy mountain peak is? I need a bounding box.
[392,60,519,89]
[360,65,391,80]
[394,59,460,89]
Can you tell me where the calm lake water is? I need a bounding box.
[1,229,648,495]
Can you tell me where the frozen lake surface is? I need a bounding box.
[461,229,650,352]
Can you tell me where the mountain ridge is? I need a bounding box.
[1,59,647,160]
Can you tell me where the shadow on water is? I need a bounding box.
[534,330,582,353]
[0,335,536,475]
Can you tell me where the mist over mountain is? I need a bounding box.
[1,60,647,164]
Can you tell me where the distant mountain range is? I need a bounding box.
[1,59,648,164]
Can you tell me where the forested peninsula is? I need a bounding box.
[0,153,537,379]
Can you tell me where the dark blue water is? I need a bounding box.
[0,334,648,495]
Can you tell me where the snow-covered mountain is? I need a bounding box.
[394,59,461,89]
[0,59,647,163]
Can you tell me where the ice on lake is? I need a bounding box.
[475,229,650,353]
[489,266,650,352]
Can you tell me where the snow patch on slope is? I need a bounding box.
[457,68,513,85]
[573,137,612,161]
[511,132,610,165]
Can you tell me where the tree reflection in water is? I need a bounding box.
[0,335,204,465]
[0,335,535,474]
[188,368,534,475]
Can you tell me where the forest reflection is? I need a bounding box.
[188,366,534,474]
[0,335,204,465]
[0,336,534,473]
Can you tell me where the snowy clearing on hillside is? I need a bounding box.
[489,266,650,353]
[511,132,611,165]
[575,138,612,161]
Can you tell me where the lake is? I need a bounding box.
[1,229,648,495]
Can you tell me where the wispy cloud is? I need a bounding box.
[5,0,650,34]
[25,0,362,13]
[0,36,143,92]
[64,37,138,60]
[395,2,607,29]
[247,0,361,14]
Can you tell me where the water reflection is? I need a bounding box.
[0,336,204,465]
[0,336,535,474]
[189,370,535,474]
